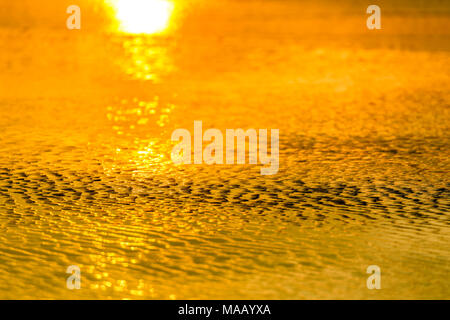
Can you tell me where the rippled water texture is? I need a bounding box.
[0,0,449,299]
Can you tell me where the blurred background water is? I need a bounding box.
[0,0,449,299]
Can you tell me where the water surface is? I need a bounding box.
[0,0,449,299]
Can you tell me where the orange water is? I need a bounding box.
[0,0,449,299]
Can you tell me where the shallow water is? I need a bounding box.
[0,0,449,299]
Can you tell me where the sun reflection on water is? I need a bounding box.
[103,96,176,177]
[121,37,175,82]
[107,0,174,35]
[101,0,179,175]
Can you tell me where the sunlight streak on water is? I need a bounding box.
[120,37,175,82]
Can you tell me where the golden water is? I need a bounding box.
[0,0,449,299]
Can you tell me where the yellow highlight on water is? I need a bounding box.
[109,0,174,34]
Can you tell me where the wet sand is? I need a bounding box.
[0,0,449,299]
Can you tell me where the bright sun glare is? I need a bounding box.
[110,0,174,34]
